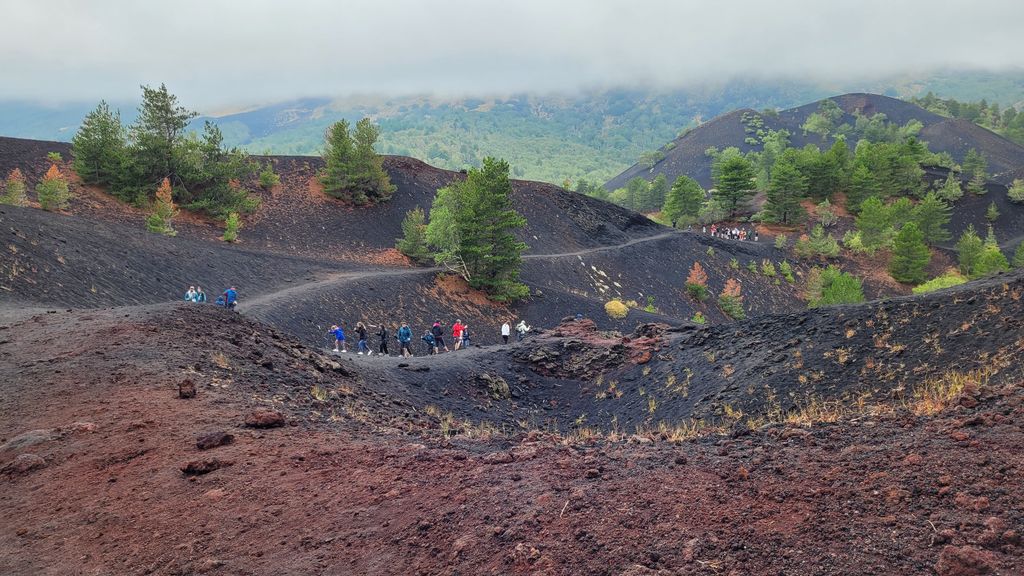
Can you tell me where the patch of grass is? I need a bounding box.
[211,351,230,370]
[905,369,989,416]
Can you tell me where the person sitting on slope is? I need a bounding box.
[223,286,238,310]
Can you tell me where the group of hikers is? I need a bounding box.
[703,224,758,242]
[327,319,531,357]
[184,285,238,310]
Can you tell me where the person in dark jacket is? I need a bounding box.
[431,321,448,353]
[421,331,436,355]
[397,323,413,357]
[355,322,371,355]
[195,286,207,303]
[377,323,389,356]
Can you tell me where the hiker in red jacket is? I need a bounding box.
[452,319,465,351]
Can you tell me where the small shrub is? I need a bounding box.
[146,177,178,236]
[685,261,709,301]
[1008,179,1024,203]
[222,212,241,242]
[746,260,758,273]
[604,299,629,320]
[794,225,840,260]
[806,265,865,307]
[816,199,838,228]
[985,201,1000,222]
[691,312,706,325]
[779,260,795,283]
[1,168,27,206]
[258,162,281,190]
[729,257,739,270]
[718,278,745,320]
[842,230,877,256]
[643,295,658,313]
[774,234,788,250]
[761,259,776,277]
[47,152,63,164]
[912,273,967,294]
[706,246,715,258]
[36,165,71,211]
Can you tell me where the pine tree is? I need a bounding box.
[889,221,930,284]
[320,120,355,201]
[350,118,396,204]
[130,84,198,190]
[846,164,879,213]
[717,278,745,319]
[807,265,865,308]
[685,261,709,301]
[985,201,1000,222]
[912,192,951,245]
[855,196,892,251]
[71,100,127,187]
[1,168,27,206]
[973,226,1010,278]
[712,155,756,218]
[663,176,704,227]
[962,148,988,181]
[968,172,987,195]
[1008,179,1024,203]
[1012,241,1024,268]
[647,174,669,213]
[258,162,280,190]
[936,171,963,203]
[36,164,71,211]
[956,225,984,277]
[625,177,649,211]
[146,178,178,236]
[764,152,807,225]
[396,207,431,264]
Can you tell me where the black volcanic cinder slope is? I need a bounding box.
[361,269,1024,431]
[605,93,1024,190]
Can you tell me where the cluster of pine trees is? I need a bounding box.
[72,85,257,219]
[396,157,529,301]
[911,92,1024,146]
[320,119,396,205]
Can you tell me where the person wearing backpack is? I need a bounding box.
[516,320,531,342]
[431,321,448,353]
[421,330,436,355]
[397,322,413,357]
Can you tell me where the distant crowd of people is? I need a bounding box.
[184,285,237,309]
[327,319,531,357]
[703,224,758,242]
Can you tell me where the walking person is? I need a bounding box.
[377,323,389,356]
[460,324,470,349]
[501,321,511,345]
[452,319,464,351]
[329,324,347,353]
[355,322,371,355]
[397,322,413,357]
[421,330,436,355]
[431,321,448,353]
[516,320,531,342]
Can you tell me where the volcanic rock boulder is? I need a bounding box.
[196,431,235,450]
[178,380,197,399]
[180,459,231,476]
[244,409,285,429]
[1,453,47,476]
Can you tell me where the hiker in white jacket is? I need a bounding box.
[501,322,511,344]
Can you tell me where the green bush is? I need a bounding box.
[761,260,776,277]
[779,260,795,283]
[222,212,241,242]
[258,163,281,189]
[605,299,629,319]
[691,312,707,325]
[912,273,967,294]
[774,234,788,250]
[36,165,71,211]
[806,266,865,307]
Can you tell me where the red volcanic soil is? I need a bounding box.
[1,305,1023,576]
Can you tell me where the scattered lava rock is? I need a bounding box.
[178,380,196,399]
[1,453,47,476]
[244,409,285,429]
[196,431,235,451]
[180,458,231,476]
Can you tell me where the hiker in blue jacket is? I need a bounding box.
[421,330,436,355]
[195,286,207,303]
[397,322,413,357]
[184,286,197,302]
[223,286,238,310]
[329,324,347,353]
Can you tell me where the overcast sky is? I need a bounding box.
[3,0,1023,109]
